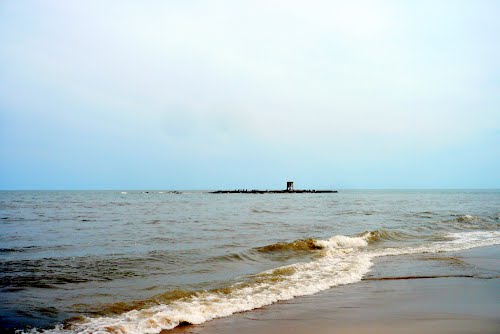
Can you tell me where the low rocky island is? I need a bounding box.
[210,182,338,194]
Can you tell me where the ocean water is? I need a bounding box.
[0,190,499,333]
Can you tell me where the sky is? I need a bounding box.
[0,0,499,190]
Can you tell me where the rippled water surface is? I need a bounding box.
[0,190,499,332]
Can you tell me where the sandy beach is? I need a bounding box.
[173,246,499,334]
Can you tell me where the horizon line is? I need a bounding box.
[1,188,499,192]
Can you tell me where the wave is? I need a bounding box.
[363,274,476,281]
[358,229,416,243]
[254,230,421,255]
[210,252,258,263]
[409,215,499,234]
[0,247,20,253]
[255,238,321,252]
[256,235,369,253]
[24,229,500,334]
[438,215,499,230]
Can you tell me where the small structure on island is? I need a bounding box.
[286,181,294,191]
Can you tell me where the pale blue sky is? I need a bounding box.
[1,0,499,189]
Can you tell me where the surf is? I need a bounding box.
[27,229,500,334]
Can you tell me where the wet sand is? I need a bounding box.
[173,246,499,334]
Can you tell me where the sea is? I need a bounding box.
[1,190,499,333]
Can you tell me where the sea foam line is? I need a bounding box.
[25,231,500,334]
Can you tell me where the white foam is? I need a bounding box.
[91,252,372,334]
[373,231,500,258]
[31,230,500,334]
[314,234,368,248]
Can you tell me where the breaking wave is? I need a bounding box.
[255,234,368,253]
[255,230,427,254]
[23,230,500,334]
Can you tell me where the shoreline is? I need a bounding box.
[172,245,500,334]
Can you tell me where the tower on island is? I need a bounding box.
[286,181,294,191]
